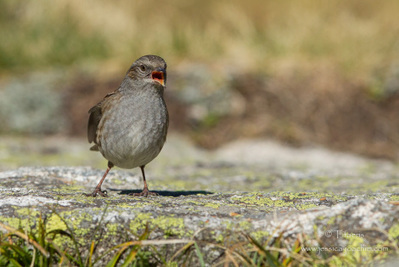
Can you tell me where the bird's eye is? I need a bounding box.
[139,65,146,72]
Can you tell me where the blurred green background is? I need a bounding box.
[1,0,399,169]
[1,0,398,74]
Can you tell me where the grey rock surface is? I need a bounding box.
[0,136,398,264]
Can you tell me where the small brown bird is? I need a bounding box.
[86,55,169,197]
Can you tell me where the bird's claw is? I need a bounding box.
[130,189,158,197]
[84,188,108,197]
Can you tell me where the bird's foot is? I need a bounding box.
[130,189,158,197]
[84,188,108,197]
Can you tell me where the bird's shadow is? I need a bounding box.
[108,188,213,197]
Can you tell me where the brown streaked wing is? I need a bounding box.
[87,92,117,144]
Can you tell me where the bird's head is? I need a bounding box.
[126,55,167,88]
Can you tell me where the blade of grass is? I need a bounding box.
[47,229,72,239]
[29,247,36,267]
[246,233,281,267]
[225,249,240,267]
[194,242,205,267]
[45,239,72,267]
[98,239,194,267]
[105,243,131,267]
[232,250,256,266]
[120,249,138,267]
[0,243,31,265]
[120,224,149,266]
[169,241,194,262]
[88,241,95,267]
[138,223,151,241]
[9,258,24,267]
[0,222,49,258]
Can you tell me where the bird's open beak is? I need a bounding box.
[151,69,166,86]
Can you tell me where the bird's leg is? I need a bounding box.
[132,165,159,197]
[85,161,114,197]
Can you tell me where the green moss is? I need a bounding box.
[327,216,336,225]
[115,203,136,209]
[329,255,347,267]
[238,220,252,231]
[338,232,393,264]
[184,200,202,205]
[71,195,96,204]
[112,178,124,185]
[204,203,220,209]
[215,233,224,243]
[125,199,162,208]
[389,195,399,201]
[104,223,120,238]
[296,203,317,210]
[344,234,366,263]
[363,181,389,192]
[154,216,188,237]
[388,223,399,239]
[0,216,33,231]
[223,221,234,231]
[129,213,189,238]
[16,208,40,217]
[250,231,270,241]
[41,208,106,246]
[46,213,68,232]
[129,213,151,233]
[187,207,198,212]
[53,184,85,194]
[232,193,292,209]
